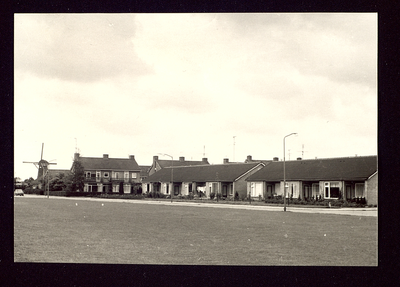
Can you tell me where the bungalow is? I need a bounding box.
[142,159,265,199]
[72,153,142,193]
[246,155,378,205]
[148,155,209,176]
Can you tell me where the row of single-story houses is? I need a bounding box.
[142,155,378,205]
[46,153,377,205]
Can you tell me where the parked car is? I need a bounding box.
[14,189,24,196]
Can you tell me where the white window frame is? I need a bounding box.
[124,171,129,179]
[131,172,137,179]
[324,182,340,199]
[104,172,109,178]
[96,171,101,178]
[86,172,91,178]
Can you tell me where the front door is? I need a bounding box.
[222,185,227,197]
[267,185,272,198]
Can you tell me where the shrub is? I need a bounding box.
[210,192,215,200]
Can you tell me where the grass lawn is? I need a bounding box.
[14,196,377,265]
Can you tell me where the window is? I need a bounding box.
[325,182,329,197]
[86,172,91,178]
[113,172,119,179]
[312,184,319,197]
[123,185,130,193]
[355,183,364,198]
[124,171,129,178]
[131,172,137,179]
[324,182,340,199]
[96,171,101,178]
[104,172,109,178]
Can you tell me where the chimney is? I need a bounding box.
[223,158,229,164]
[103,154,109,159]
[129,155,135,160]
[74,153,80,161]
[297,157,302,161]
[179,156,185,162]
[247,155,252,162]
[273,157,279,161]
[202,157,208,163]
[153,155,159,162]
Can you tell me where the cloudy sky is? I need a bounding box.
[14,13,377,180]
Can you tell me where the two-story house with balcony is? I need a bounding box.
[72,153,142,193]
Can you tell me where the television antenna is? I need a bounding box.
[298,144,308,158]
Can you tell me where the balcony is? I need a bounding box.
[85,176,133,184]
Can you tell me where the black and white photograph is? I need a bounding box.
[14,13,377,266]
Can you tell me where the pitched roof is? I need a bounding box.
[246,156,377,182]
[143,162,263,183]
[78,156,140,171]
[139,165,151,177]
[37,169,71,180]
[48,169,71,176]
[157,159,209,168]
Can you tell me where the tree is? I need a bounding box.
[49,172,67,191]
[23,177,36,193]
[119,182,124,194]
[67,160,85,192]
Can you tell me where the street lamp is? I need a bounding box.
[158,153,173,203]
[283,133,297,212]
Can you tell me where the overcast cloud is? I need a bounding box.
[14,13,377,180]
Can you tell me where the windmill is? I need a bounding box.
[23,143,57,196]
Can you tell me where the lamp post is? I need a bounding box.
[158,153,173,203]
[283,133,297,212]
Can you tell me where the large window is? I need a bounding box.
[123,185,130,193]
[355,183,365,198]
[312,183,319,197]
[324,182,340,199]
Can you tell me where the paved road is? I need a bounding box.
[20,194,378,217]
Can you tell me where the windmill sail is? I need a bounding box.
[23,143,57,180]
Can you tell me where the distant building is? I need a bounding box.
[148,155,209,176]
[71,153,141,193]
[138,165,151,182]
